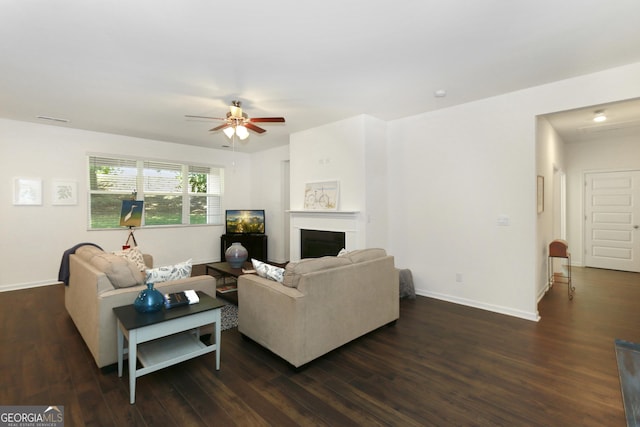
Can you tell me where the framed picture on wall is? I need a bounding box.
[537,175,544,214]
[304,181,339,210]
[52,180,78,205]
[13,177,42,205]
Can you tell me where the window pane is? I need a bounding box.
[208,168,223,195]
[188,172,208,194]
[208,195,223,224]
[91,194,125,229]
[144,194,182,225]
[89,157,137,192]
[190,195,208,224]
[143,161,182,193]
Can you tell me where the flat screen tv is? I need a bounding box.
[225,210,265,234]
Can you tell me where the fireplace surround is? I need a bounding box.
[288,210,361,261]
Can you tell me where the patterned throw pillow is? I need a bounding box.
[251,258,285,283]
[145,259,192,283]
[113,247,147,271]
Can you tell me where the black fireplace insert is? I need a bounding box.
[300,229,345,258]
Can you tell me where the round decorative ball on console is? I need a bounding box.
[225,242,248,268]
[134,282,165,313]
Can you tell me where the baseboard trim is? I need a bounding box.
[0,280,61,293]
[415,289,540,322]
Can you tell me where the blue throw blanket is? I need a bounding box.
[58,243,102,286]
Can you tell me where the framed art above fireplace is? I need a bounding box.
[304,181,339,211]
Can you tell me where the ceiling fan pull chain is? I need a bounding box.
[231,132,236,168]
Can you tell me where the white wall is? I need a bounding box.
[249,144,290,263]
[387,62,640,321]
[536,117,566,298]
[565,133,640,266]
[388,96,539,320]
[364,115,389,248]
[0,119,252,291]
[289,115,368,254]
[290,115,368,212]
[289,114,389,256]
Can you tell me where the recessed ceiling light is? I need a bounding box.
[434,89,447,98]
[36,115,70,123]
[593,110,607,123]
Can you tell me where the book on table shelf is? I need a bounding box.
[216,284,237,293]
[164,289,200,309]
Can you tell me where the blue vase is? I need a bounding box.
[134,282,164,313]
[225,242,248,268]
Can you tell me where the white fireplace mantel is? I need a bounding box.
[288,210,363,261]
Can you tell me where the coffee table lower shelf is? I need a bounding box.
[136,332,211,375]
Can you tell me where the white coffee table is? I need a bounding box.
[113,291,225,404]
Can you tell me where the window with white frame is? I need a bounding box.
[88,155,224,229]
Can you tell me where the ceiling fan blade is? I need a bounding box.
[185,115,226,120]
[210,123,231,132]
[249,117,285,123]
[245,122,266,134]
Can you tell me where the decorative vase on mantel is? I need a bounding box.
[134,282,165,313]
[225,242,248,268]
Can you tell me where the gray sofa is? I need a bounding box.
[64,245,217,368]
[238,248,399,368]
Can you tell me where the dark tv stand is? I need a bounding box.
[221,234,268,263]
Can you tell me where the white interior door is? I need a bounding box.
[584,170,640,272]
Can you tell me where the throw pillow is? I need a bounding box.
[337,248,349,257]
[251,258,285,283]
[145,259,192,283]
[89,252,143,288]
[113,247,147,271]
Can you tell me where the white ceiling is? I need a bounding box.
[1,0,640,152]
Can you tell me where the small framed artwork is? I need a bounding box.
[304,180,339,210]
[52,180,78,205]
[120,200,144,227]
[13,177,42,205]
[537,175,544,214]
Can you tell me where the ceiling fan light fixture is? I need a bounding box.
[223,127,235,138]
[187,99,284,141]
[236,125,249,140]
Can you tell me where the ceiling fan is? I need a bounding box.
[186,100,285,140]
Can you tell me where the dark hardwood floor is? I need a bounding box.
[1,267,638,426]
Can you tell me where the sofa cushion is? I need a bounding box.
[283,256,352,288]
[112,247,146,271]
[145,259,192,283]
[346,248,387,263]
[89,252,144,288]
[251,258,285,283]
